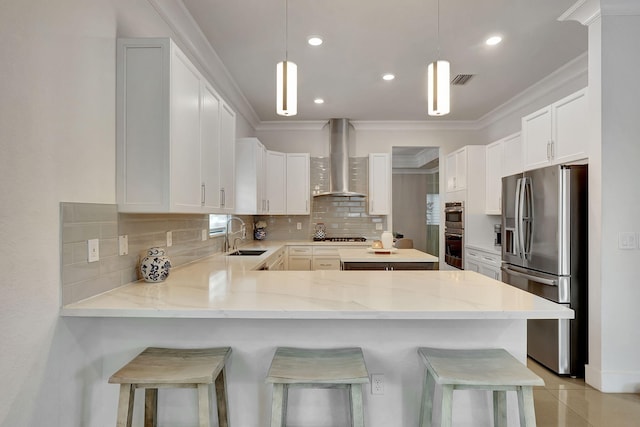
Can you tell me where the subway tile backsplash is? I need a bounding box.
[60,203,223,305]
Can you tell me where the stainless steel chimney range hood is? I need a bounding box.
[314,118,366,197]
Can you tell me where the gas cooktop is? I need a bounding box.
[313,237,367,242]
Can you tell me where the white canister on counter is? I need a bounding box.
[381,231,393,249]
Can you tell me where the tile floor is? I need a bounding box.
[528,359,640,426]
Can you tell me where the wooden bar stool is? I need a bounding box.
[418,347,544,427]
[266,347,370,427]
[109,347,231,427]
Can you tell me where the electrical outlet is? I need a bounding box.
[166,231,173,247]
[375,223,383,231]
[202,229,208,241]
[618,232,637,249]
[118,235,128,256]
[87,239,99,263]
[371,374,384,395]
[297,222,302,230]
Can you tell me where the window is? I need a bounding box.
[209,214,228,236]
[426,194,440,225]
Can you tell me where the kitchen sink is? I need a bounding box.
[227,250,267,256]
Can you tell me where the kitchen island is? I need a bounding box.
[338,247,439,270]
[61,244,572,426]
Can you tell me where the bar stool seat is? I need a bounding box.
[266,347,369,427]
[109,347,231,427]
[418,347,544,427]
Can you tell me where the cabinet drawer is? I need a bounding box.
[288,245,312,255]
[312,246,340,256]
[312,257,340,270]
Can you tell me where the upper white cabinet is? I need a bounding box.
[522,88,588,171]
[485,132,521,215]
[445,148,468,192]
[368,153,391,215]
[235,138,267,214]
[286,153,310,214]
[265,150,286,214]
[116,38,236,213]
[218,103,236,212]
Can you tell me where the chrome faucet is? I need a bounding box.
[225,216,246,252]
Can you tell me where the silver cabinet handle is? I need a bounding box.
[220,188,224,207]
[201,183,205,206]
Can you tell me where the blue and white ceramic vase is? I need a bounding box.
[139,247,172,283]
[254,228,266,240]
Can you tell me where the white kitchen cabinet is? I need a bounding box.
[286,153,310,214]
[235,138,267,214]
[465,246,501,281]
[445,148,468,192]
[116,38,235,213]
[312,246,341,270]
[218,103,236,212]
[265,151,286,214]
[287,246,312,271]
[485,132,521,215]
[368,153,391,215]
[522,88,587,171]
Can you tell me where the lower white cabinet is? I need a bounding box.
[465,246,502,281]
[312,246,341,270]
[287,246,312,271]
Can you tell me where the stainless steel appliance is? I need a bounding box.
[501,164,588,376]
[444,202,464,269]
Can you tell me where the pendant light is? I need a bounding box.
[427,0,450,116]
[276,0,297,116]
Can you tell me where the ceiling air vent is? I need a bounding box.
[451,74,474,85]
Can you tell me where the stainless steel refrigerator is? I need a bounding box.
[501,164,588,377]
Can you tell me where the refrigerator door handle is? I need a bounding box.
[516,178,526,259]
[501,266,558,286]
[523,177,534,260]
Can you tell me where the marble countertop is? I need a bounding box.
[61,240,573,320]
[338,248,439,263]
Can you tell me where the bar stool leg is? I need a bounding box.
[215,367,230,427]
[197,383,212,427]
[492,391,507,427]
[270,383,287,427]
[349,384,365,427]
[440,385,454,427]
[144,388,158,427]
[116,384,135,427]
[517,386,537,427]
[419,369,436,427]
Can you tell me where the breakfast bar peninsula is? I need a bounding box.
[62,243,573,426]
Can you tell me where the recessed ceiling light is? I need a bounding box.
[308,36,323,46]
[382,74,395,81]
[314,98,324,104]
[486,36,503,46]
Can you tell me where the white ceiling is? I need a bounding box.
[181,0,587,122]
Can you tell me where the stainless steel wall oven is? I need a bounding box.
[444,202,464,269]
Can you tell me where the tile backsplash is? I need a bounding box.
[256,157,386,240]
[60,203,223,305]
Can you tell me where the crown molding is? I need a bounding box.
[147,0,261,129]
[602,0,640,16]
[558,0,601,25]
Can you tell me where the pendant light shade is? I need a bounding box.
[427,60,450,116]
[276,60,297,116]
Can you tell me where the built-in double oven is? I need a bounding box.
[444,202,464,269]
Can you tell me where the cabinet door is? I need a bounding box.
[501,132,522,177]
[522,106,552,171]
[219,103,236,212]
[465,259,480,273]
[201,82,221,210]
[288,256,312,271]
[552,89,588,164]
[170,48,203,211]
[369,153,390,214]
[266,151,286,214]
[478,264,501,281]
[485,141,502,215]
[445,148,467,192]
[312,257,341,270]
[445,151,457,191]
[286,153,310,214]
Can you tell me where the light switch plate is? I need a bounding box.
[166,231,173,247]
[297,222,302,230]
[88,239,99,262]
[202,229,208,241]
[618,232,637,249]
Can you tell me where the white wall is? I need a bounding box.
[0,1,255,425]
